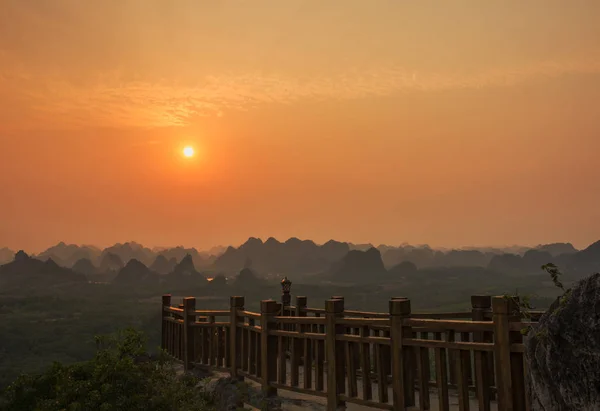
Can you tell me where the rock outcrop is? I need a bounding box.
[214,237,350,275]
[525,272,600,410]
[113,259,159,285]
[329,247,387,283]
[150,254,177,275]
[72,258,98,276]
[99,252,124,273]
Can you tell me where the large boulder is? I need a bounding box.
[525,273,600,410]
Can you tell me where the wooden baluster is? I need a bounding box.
[304,333,313,389]
[456,349,471,411]
[291,296,306,387]
[434,332,450,411]
[325,298,345,411]
[418,331,431,410]
[360,324,373,401]
[230,296,244,379]
[346,338,358,398]
[376,338,389,404]
[446,330,457,387]
[260,300,279,396]
[278,333,287,384]
[207,316,215,366]
[472,295,492,411]
[248,318,256,375]
[315,314,326,392]
[216,325,224,367]
[242,316,249,373]
[161,294,171,352]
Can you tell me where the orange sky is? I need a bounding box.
[1,1,600,253]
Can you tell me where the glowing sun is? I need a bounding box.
[183,146,195,158]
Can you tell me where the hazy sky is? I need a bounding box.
[1,0,600,253]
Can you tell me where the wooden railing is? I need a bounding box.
[161,294,541,411]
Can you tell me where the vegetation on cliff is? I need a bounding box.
[0,328,213,411]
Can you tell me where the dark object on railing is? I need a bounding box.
[281,276,292,307]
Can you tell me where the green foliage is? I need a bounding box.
[541,263,568,292]
[505,263,573,336]
[0,328,213,411]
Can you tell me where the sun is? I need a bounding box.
[183,146,195,158]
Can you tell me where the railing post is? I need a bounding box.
[260,299,279,396]
[295,296,307,317]
[292,296,307,379]
[161,294,171,352]
[472,295,493,410]
[492,296,519,411]
[325,298,345,411]
[183,297,196,372]
[508,297,526,411]
[230,296,245,380]
[390,298,411,410]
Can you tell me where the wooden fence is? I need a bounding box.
[161,294,541,411]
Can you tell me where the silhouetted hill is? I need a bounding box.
[230,267,267,291]
[72,258,98,276]
[329,247,387,283]
[172,254,198,276]
[165,254,207,286]
[0,251,85,290]
[381,245,438,268]
[536,242,577,256]
[380,243,576,270]
[102,242,155,267]
[0,247,14,265]
[150,255,177,275]
[156,247,207,269]
[484,240,598,278]
[35,242,101,268]
[98,252,124,273]
[564,240,600,277]
[349,243,375,251]
[214,237,350,275]
[387,261,418,278]
[113,259,159,285]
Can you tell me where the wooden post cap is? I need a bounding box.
[330,296,344,301]
[471,295,492,309]
[325,299,344,313]
[162,294,172,305]
[260,299,279,313]
[389,298,411,316]
[230,296,245,307]
[492,296,519,314]
[391,296,408,301]
[295,296,307,306]
[183,297,196,308]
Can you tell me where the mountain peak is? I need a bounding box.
[15,250,29,262]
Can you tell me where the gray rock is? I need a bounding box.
[196,375,283,411]
[525,272,600,411]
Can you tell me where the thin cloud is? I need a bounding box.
[1,57,600,130]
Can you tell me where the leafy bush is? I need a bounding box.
[0,328,213,411]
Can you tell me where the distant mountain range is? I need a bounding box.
[0,242,221,270]
[0,238,598,289]
[0,238,595,283]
